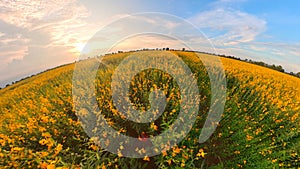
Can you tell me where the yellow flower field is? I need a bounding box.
[0,51,299,168]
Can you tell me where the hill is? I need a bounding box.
[0,51,299,168]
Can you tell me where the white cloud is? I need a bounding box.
[0,0,92,86]
[187,8,300,72]
[189,8,266,45]
[0,0,88,29]
[0,0,91,52]
[0,33,29,62]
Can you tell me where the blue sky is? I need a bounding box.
[0,0,299,87]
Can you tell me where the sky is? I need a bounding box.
[0,0,300,87]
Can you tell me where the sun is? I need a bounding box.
[75,43,86,53]
[72,42,91,56]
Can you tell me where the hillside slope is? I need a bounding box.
[0,51,299,168]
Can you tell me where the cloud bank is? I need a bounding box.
[0,0,92,87]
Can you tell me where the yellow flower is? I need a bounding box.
[39,127,47,132]
[0,153,4,158]
[0,139,6,146]
[150,122,158,131]
[11,147,23,151]
[47,164,55,169]
[90,145,98,151]
[181,162,185,167]
[41,116,49,123]
[246,134,253,141]
[117,150,123,157]
[42,132,51,138]
[173,147,181,154]
[55,144,63,155]
[182,153,189,159]
[143,156,150,161]
[39,162,48,169]
[197,148,205,158]
[39,151,49,158]
[39,139,48,145]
